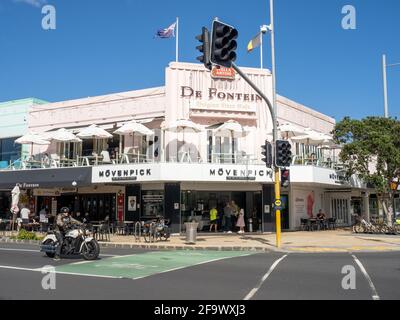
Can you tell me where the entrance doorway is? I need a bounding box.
[180,190,262,233]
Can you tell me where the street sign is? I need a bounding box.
[275,200,282,207]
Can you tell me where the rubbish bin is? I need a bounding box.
[185,222,199,244]
[248,218,253,233]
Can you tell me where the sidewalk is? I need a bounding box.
[2,230,400,253]
[98,230,400,253]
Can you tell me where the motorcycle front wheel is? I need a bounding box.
[82,239,100,260]
[43,239,56,258]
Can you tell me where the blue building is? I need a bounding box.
[0,98,48,168]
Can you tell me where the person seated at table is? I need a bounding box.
[42,153,50,167]
[310,153,317,164]
[20,205,30,226]
[82,212,90,224]
[316,209,326,220]
[109,147,119,160]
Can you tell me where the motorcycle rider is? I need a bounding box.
[54,207,82,261]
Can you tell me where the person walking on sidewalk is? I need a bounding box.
[236,209,246,234]
[223,202,233,233]
[209,206,218,233]
[230,200,239,228]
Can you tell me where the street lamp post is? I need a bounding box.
[382,54,400,118]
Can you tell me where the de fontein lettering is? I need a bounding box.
[181,86,262,102]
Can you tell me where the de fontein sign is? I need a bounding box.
[180,86,262,103]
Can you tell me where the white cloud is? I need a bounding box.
[13,0,47,8]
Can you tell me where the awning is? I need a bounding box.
[0,167,92,190]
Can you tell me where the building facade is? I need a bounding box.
[0,63,368,232]
[0,98,48,217]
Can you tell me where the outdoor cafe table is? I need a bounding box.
[78,155,103,166]
[25,159,43,169]
[307,218,328,231]
[60,158,77,167]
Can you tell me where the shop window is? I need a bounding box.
[0,138,21,163]
[142,191,164,218]
[0,192,11,218]
[369,197,379,220]
[331,198,349,225]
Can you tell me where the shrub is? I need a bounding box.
[15,229,41,241]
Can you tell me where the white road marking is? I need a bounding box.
[0,247,120,258]
[0,265,43,272]
[244,254,288,301]
[0,248,38,253]
[352,254,380,300]
[0,264,122,279]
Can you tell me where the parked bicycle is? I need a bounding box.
[142,216,171,243]
[352,215,376,233]
[353,215,397,235]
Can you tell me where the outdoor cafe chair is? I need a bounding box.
[300,218,310,231]
[309,219,319,231]
[100,151,115,165]
[328,218,337,230]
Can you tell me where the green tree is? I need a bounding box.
[334,117,400,225]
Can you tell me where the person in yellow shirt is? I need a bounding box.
[209,206,218,232]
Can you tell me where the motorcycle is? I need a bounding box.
[40,222,100,260]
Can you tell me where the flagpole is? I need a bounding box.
[176,17,179,62]
[269,0,277,115]
[260,29,263,69]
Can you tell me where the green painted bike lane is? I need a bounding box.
[55,250,254,279]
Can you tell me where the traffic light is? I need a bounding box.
[195,27,212,70]
[275,140,292,168]
[210,19,238,68]
[281,169,290,188]
[261,140,273,168]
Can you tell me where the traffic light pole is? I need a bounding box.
[231,62,282,248]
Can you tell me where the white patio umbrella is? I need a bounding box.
[49,128,82,143]
[162,119,203,160]
[77,124,113,154]
[319,141,342,164]
[278,123,305,139]
[214,120,250,162]
[291,129,331,146]
[47,128,82,159]
[15,132,50,157]
[114,120,153,155]
[10,185,21,232]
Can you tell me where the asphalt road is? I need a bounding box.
[0,243,399,300]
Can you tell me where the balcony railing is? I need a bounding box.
[1,153,347,171]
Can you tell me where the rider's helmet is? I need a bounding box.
[61,207,70,216]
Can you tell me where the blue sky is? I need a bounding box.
[0,0,399,121]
